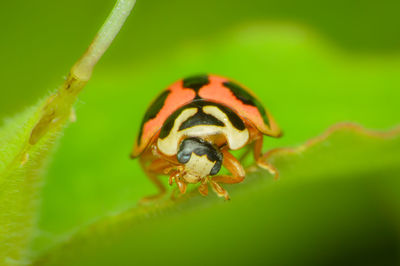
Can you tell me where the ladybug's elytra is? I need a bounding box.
[131,74,281,200]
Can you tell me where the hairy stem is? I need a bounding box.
[0,1,137,263]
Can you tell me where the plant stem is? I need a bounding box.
[29,0,136,145]
[72,0,137,81]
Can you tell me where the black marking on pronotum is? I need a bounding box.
[177,137,223,175]
[137,90,170,144]
[213,102,246,131]
[223,81,270,127]
[159,101,245,139]
[179,108,224,131]
[183,74,210,94]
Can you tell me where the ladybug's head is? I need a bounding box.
[177,137,223,183]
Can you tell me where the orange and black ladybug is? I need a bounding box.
[131,74,281,200]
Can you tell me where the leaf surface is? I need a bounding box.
[34,123,400,266]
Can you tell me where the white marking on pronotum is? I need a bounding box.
[157,106,249,156]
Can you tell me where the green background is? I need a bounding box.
[1,0,400,264]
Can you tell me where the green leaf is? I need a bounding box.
[33,124,400,265]
[33,23,400,256]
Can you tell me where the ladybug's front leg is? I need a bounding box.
[213,150,245,184]
[253,134,279,179]
[209,150,245,200]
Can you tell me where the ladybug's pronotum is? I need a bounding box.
[131,74,281,200]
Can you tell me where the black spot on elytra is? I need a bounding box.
[177,137,223,175]
[137,90,170,145]
[183,74,210,93]
[179,108,224,131]
[159,101,245,140]
[223,81,270,127]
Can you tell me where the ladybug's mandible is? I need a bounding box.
[131,74,281,200]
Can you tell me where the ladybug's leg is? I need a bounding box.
[169,170,188,200]
[210,150,245,200]
[253,133,279,179]
[198,178,209,197]
[169,170,187,194]
[213,150,245,184]
[238,143,253,163]
[140,158,171,202]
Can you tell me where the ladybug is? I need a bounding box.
[131,74,281,200]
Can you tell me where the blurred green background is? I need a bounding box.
[1,0,400,265]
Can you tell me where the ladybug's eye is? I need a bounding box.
[177,138,223,176]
